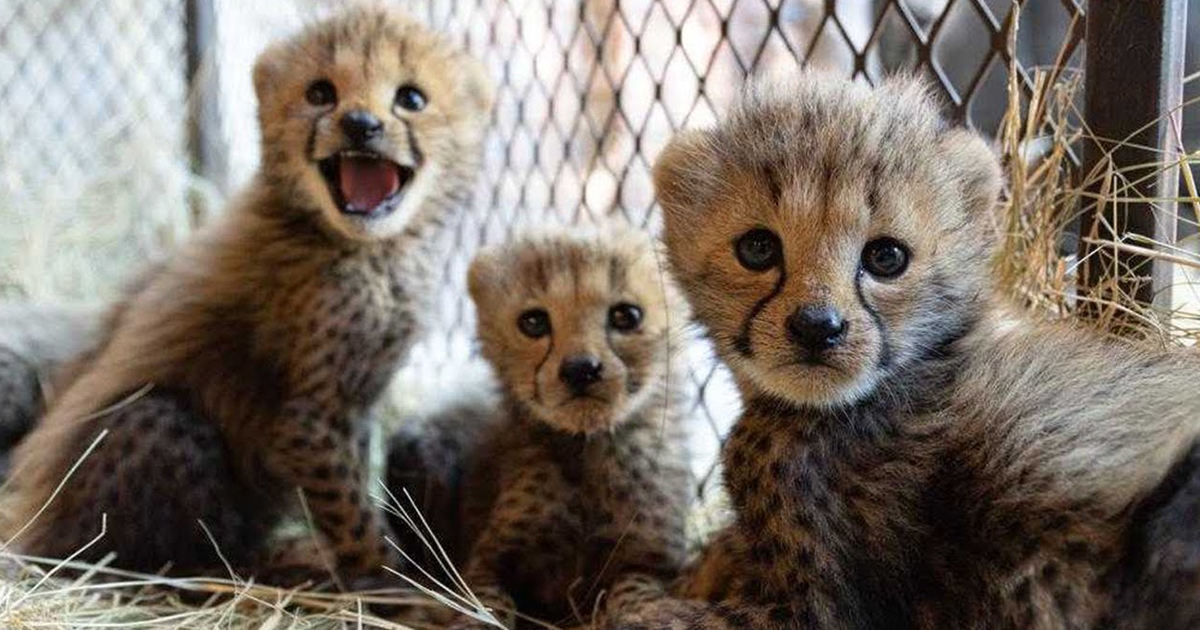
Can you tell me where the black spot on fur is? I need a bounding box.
[403,119,424,167]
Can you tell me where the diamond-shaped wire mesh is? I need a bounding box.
[0,0,1087,502]
[0,0,190,298]
[410,0,1086,497]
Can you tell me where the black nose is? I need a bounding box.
[559,355,604,394]
[340,110,383,145]
[787,305,848,353]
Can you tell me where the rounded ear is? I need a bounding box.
[252,43,289,105]
[939,128,1002,218]
[652,129,718,224]
[467,250,500,306]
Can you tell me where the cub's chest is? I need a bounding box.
[319,255,414,344]
[274,251,420,400]
[728,406,937,558]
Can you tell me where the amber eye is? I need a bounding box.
[394,85,427,112]
[517,308,551,338]
[305,80,337,106]
[735,228,782,271]
[862,238,910,278]
[608,303,643,332]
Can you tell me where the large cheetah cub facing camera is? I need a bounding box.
[0,6,492,581]
[387,226,693,629]
[611,73,1200,628]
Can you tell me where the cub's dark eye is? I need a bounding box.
[735,228,782,271]
[862,238,910,278]
[608,303,643,332]
[394,85,427,112]
[517,308,551,338]
[305,80,337,107]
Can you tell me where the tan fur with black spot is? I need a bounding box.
[389,226,693,629]
[0,5,492,583]
[611,72,1200,629]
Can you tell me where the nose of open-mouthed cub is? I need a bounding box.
[340,109,385,146]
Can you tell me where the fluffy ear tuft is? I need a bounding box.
[652,129,719,224]
[940,128,1002,218]
[252,43,289,105]
[467,251,500,306]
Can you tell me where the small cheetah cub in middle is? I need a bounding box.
[389,226,693,629]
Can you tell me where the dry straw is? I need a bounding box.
[2,18,1199,630]
[992,12,1200,346]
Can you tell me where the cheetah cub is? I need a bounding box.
[388,226,693,629]
[0,6,492,581]
[616,73,1200,628]
[0,302,107,479]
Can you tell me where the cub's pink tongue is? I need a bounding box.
[338,156,400,213]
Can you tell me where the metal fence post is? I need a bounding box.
[1077,0,1188,323]
[186,0,217,223]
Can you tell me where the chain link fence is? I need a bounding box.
[0,0,192,298]
[1,0,1196,502]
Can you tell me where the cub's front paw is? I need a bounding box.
[604,597,712,630]
[448,613,510,630]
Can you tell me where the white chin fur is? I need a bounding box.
[746,361,879,410]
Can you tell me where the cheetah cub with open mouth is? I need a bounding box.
[1,6,492,582]
[387,225,693,629]
[609,72,1200,628]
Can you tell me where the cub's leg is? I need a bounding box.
[604,573,783,630]
[0,346,41,478]
[451,451,582,630]
[385,397,499,571]
[24,390,267,573]
[386,423,470,570]
[580,432,691,627]
[255,532,343,588]
[674,528,744,602]
[604,529,793,630]
[263,399,402,580]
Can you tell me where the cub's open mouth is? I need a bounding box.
[318,151,415,217]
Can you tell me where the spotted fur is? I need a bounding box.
[0,302,108,480]
[613,72,1200,628]
[0,5,492,581]
[389,226,693,628]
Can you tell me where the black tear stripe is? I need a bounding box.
[855,268,892,368]
[733,266,788,358]
[305,116,323,163]
[403,119,424,167]
[531,334,555,405]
